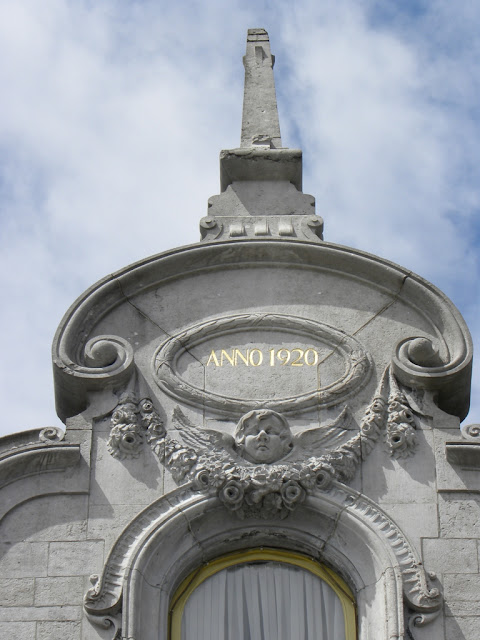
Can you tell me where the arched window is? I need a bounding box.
[170,549,356,640]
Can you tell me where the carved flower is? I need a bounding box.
[262,492,283,514]
[314,466,333,491]
[193,469,211,491]
[140,399,153,413]
[281,480,306,510]
[251,469,282,492]
[361,413,383,436]
[219,480,245,511]
[112,403,137,425]
[391,408,414,424]
[169,447,197,467]
[147,421,166,441]
[370,398,386,412]
[107,423,143,459]
[298,467,316,490]
[386,424,417,458]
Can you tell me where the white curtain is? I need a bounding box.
[181,561,346,640]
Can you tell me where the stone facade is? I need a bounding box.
[0,29,478,640]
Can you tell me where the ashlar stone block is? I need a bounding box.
[445,616,480,640]
[37,620,81,640]
[90,430,162,507]
[0,542,48,578]
[439,492,480,538]
[48,541,104,577]
[422,538,479,575]
[361,430,436,504]
[0,494,88,543]
[34,576,85,606]
[444,573,480,601]
[0,605,81,622]
[0,621,36,640]
[0,578,34,606]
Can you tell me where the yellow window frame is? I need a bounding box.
[169,548,357,639]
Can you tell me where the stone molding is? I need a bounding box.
[153,312,372,416]
[445,423,480,468]
[0,427,80,491]
[84,482,442,639]
[199,214,324,242]
[52,240,472,422]
[219,148,303,191]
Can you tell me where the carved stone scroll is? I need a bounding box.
[53,333,135,422]
[392,331,472,420]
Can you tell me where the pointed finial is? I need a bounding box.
[241,29,282,149]
[200,28,323,244]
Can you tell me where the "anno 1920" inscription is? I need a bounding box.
[206,347,320,367]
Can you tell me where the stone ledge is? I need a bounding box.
[445,442,480,468]
[0,444,81,489]
[220,148,302,191]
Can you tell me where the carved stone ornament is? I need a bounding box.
[199,213,324,243]
[107,395,164,460]
[460,422,480,441]
[108,367,418,519]
[385,372,418,458]
[153,313,373,416]
[83,481,442,637]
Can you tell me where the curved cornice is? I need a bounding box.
[52,239,472,421]
[0,427,81,513]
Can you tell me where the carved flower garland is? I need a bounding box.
[107,399,145,459]
[142,383,389,519]
[385,374,418,458]
[107,367,418,518]
[195,461,329,519]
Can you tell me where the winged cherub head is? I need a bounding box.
[234,409,294,464]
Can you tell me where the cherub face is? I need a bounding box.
[234,410,293,464]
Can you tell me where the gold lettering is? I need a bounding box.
[304,348,319,366]
[269,348,275,366]
[206,350,220,367]
[291,348,304,366]
[234,349,249,366]
[205,346,320,367]
[277,348,290,365]
[220,349,235,366]
[249,349,263,366]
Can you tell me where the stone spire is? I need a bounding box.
[200,29,323,243]
[241,28,282,149]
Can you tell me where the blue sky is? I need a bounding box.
[0,0,479,435]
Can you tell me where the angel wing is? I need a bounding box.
[289,406,355,461]
[171,406,236,457]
